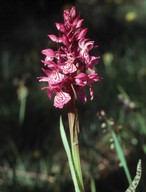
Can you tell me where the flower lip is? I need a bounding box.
[54,91,71,108]
[75,73,87,87]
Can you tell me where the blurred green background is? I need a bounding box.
[0,0,146,191]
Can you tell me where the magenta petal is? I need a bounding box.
[49,70,65,84]
[77,28,88,40]
[48,34,62,43]
[60,62,77,74]
[42,48,55,57]
[55,23,66,32]
[38,77,49,82]
[88,72,100,83]
[75,73,87,86]
[75,73,86,79]
[54,91,71,108]
[42,60,56,68]
[89,56,100,66]
[41,68,51,75]
[62,34,69,46]
[63,9,69,22]
[85,41,94,51]
[76,19,84,28]
[70,6,76,18]
[78,38,85,48]
[47,89,54,99]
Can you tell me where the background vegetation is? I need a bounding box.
[0,0,146,191]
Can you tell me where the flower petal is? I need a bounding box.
[42,49,55,58]
[48,34,62,43]
[88,56,100,67]
[63,9,69,22]
[70,6,76,18]
[62,34,69,46]
[76,19,84,28]
[75,73,87,86]
[88,69,100,83]
[49,70,65,84]
[55,23,66,32]
[54,91,71,108]
[60,62,77,74]
[76,28,88,40]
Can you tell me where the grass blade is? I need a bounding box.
[112,131,132,184]
[59,116,80,192]
[90,176,96,192]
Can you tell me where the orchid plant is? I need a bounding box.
[38,6,141,192]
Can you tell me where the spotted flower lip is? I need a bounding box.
[39,6,101,108]
[54,91,71,108]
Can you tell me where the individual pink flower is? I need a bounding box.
[75,73,87,87]
[54,91,71,108]
[38,6,101,108]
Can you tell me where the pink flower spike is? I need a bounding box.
[39,6,101,108]
[54,91,71,108]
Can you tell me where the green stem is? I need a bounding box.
[19,95,26,126]
[67,91,84,192]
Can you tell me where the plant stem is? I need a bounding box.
[67,89,84,192]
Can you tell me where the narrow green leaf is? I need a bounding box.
[90,176,96,192]
[112,131,132,184]
[59,116,80,192]
[125,160,142,192]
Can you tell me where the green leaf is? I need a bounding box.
[125,160,142,192]
[90,176,96,192]
[59,116,80,192]
[112,131,132,184]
